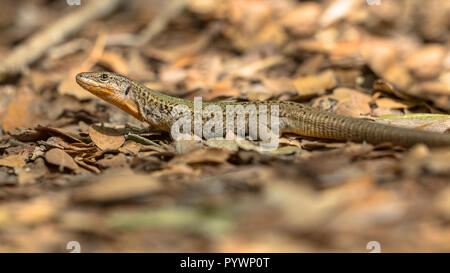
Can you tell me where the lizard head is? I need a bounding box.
[76,71,144,121]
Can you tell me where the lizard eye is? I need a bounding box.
[99,73,109,82]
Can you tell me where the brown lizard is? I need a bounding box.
[76,71,450,147]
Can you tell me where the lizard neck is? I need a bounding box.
[131,81,192,131]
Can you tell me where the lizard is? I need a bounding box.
[76,71,450,147]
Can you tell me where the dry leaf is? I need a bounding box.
[168,148,229,165]
[205,139,239,152]
[45,148,79,171]
[97,153,128,168]
[313,87,372,117]
[319,0,359,27]
[0,153,28,168]
[281,2,321,37]
[0,87,43,132]
[405,45,446,79]
[71,169,162,203]
[293,70,337,97]
[16,198,58,224]
[36,125,87,143]
[376,117,450,133]
[58,75,97,100]
[375,97,414,109]
[119,140,143,155]
[89,125,125,150]
[98,51,129,75]
[16,158,47,184]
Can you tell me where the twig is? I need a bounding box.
[137,0,185,46]
[125,133,160,146]
[106,0,186,47]
[228,55,285,77]
[378,113,450,120]
[0,0,122,80]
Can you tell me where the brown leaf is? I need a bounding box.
[73,157,101,174]
[118,140,143,155]
[434,186,450,220]
[319,0,359,27]
[384,63,413,90]
[16,158,47,185]
[36,125,88,143]
[97,153,128,169]
[0,87,43,132]
[293,70,337,97]
[0,152,28,168]
[375,97,415,109]
[58,74,97,100]
[98,51,129,75]
[405,45,446,79]
[89,125,125,150]
[45,148,79,171]
[376,117,450,133]
[16,198,58,224]
[313,87,372,117]
[281,2,321,37]
[168,148,229,166]
[71,169,162,203]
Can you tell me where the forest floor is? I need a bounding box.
[0,0,450,252]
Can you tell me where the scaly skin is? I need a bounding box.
[76,71,450,147]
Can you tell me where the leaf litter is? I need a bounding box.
[0,0,449,252]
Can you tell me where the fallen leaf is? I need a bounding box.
[293,70,337,97]
[73,157,101,174]
[313,87,372,117]
[0,87,43,132]
[434,186,450,220]
[16,158,47,184]
[36,125,88,143]
[58,76,96,100]
[89,125,125,150]
[375,97,414,109]
[71,169,162,203]
[405,44,446,79]
[0,153,28,168]
[281,2,321,37]
[119,140,143,155]
[319,0,359,27]
[168,148,229,165]
[377,115,450,133]
[45,148,79,171]
[97,153,128,168]
[107,207,234,237]
[266,145,302,156]
[205,139,239,152]
[16,198,58,224]
[98,51,129,75]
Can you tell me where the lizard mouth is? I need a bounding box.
[76,73,110,98]
[76,73,144,121]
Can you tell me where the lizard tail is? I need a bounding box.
[284,107,450,147]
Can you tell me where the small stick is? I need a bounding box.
[0,0,122,80]
[125,133,160,146]
[106,0,186,47]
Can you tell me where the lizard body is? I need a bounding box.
[76,71,450,147]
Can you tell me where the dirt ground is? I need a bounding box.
[0,0,450,252]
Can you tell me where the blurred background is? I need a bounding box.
[0,0,449,252]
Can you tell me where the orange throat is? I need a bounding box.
[82,84,144,122]
[111,97,144,122]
